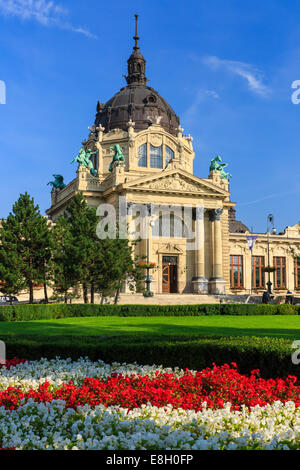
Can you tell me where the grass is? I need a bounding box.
[0,315,300,339]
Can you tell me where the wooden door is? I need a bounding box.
[162,260,178,293]
[162,264,170,293]
[170,265,178,293]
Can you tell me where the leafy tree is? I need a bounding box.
[52,193,145,303]
[92,226,145,304]
[0,193,51,303]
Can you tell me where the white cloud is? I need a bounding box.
[182,89,219,125]
[0,0,97,38]
[203,55,270,97]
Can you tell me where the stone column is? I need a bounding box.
[192,206,208,294]
[208,208,226,295]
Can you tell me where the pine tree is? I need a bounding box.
[0,193,51,303]
[51,216,78,303]
[57,193,98,303]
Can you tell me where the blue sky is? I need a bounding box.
[0,0,299,233]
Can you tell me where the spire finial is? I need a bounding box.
[125,14,147,86]
[133,14,139,50]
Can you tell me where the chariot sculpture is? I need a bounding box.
[209,155,232,180]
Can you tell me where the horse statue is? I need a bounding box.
[72,147,98,176]
[209,155,232,181]
[47,174,66,190]
[109,144,125,172]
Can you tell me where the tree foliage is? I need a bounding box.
[0,193,51,302]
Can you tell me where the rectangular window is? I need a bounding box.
[252,256,265,289]
[230,255,244,288]
[295,258,300,289]
[274,257,286,289]
[150,145,163,168]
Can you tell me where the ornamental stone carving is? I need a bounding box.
[149,134,163,147]
[144,174,203,193]
[209,208,223,222]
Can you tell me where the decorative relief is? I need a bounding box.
[157,243,184,254]
[149,134,163,147]
[165,137,176,149]
[139,173,204,193]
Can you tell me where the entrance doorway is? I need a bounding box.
[162,256,178,293]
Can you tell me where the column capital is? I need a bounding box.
[193,206,206,221]
[127,202,153,217]
[209,208,223,222]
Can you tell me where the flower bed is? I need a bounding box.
[1,358,300,450]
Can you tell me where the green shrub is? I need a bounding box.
[0,302,299,321]
[1,334,298,379]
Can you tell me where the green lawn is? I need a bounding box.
[0,315,300,339]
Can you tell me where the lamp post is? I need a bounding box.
[266,214,276,295]
[143,218,155,298]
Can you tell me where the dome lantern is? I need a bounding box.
[126,14,148,86]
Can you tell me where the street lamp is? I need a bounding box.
[266,214,276,295]
[143,218,155,297]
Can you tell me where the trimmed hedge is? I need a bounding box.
[1,333,299,379]
[0,303,299,322]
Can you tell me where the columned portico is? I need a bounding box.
[192,206,208,294]
[208,208,226,295]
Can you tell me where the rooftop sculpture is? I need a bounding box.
[72,148,98,176]
[210,155,232,180]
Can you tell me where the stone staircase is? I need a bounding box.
[118,294,222,305]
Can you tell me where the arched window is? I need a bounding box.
[138,143,147,167]
[165,146,174,167]
[137,143,175,169]
[150,145,163,168]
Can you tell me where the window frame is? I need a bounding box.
[230,255,244,289]
[150,144,163,169]
[137,143,147,168]
[165,145,174,167]
[252,256,265,289]
[137,142,176,169]
[273,256,286,289]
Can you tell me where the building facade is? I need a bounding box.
[46,20,300,298]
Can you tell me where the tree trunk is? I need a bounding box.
[43,283,48,303]
[114,287,120,305]
[29,282,34,304]
[83,284,89,304]
[90,283,95,304]
[64,293,68,304]
[100,295,104,305]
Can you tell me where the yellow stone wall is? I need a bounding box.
[45,122,300,296]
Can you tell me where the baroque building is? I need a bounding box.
[46,18,300,298]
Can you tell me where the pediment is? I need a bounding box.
[156,243,184,254]
[122,169,229,197]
